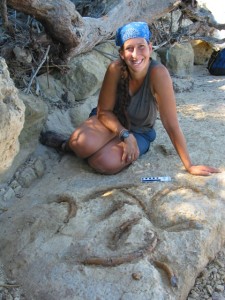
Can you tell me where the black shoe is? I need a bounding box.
[39,130,68,151]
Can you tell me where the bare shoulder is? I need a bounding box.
[151,62,171,80]
[150,62,173,91]
[107,60,122,75]
[102,59,122,85]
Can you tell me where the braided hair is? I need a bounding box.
[113,59,131,129]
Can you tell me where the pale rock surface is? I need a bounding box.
[0,57,48,183]
[18,92,48,155]
[0,58,25,181]
[158,42,194,76]
[0,43,225,300]
[37,73,76,108]
[61,42,118,100]
[13,46,32,64]
[41,42,117,132]
[69,94,98,126]
[43,109,74,136]
[0,90,48,183]
[167,42,195,76]
[191,40,214,65]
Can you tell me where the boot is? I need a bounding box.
[39,130,71,152]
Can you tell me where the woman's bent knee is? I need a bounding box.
[69,138,90,158]
[69,133,103,158]
[88,161,128,175]
[88,155,130,175]
[68,119,116,158]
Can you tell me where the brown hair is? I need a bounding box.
[113,59,131,129]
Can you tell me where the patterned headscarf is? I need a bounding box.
[115,21,151,47]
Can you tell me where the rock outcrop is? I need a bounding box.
[0,58,25,181]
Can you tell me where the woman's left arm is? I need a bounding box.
[151,64,220,176]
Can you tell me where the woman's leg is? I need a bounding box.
[87,128,156,175]
[68,116,116,158]
[87,137,131,174]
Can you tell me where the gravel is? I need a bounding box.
[188,249,225,300]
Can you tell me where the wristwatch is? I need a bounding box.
[120,130,130,141]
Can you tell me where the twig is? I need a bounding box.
[0,284,20,288]
[35,78,40,96]
[46,53,50,88]
[169,11,173,35]
[93,48,118,60]
[0,0,9,28]
[35,20,41,34]
[13,10,17,31]
[0,208,8,211]
[24,45,50,94]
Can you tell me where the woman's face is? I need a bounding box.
[120,38,152,73]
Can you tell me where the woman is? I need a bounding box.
[40,21,220,176]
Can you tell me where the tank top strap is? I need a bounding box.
[142,59,159,91]
[148,58,160,73]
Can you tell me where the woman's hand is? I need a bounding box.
[121,134,139,163]
[187,165,221,176]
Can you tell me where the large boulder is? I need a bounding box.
[61,42,118,100]
[0,58,48,183]
[191,40,214,65]
[40,42,118,133]
[158,42,194,76]
[0,57,25,181]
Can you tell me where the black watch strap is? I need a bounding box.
[120,130,130,141]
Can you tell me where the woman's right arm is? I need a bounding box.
[97,61,126,135]
[98,61,139,162]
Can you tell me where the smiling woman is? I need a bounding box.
[40,21,220,176]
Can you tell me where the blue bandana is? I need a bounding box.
[115,22,151,47]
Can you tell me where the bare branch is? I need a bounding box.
[179,2,225,31]
[24,45,50,94]
[0,0,9,28]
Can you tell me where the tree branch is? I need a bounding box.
[0,0,9,28]
[24,45,50,94]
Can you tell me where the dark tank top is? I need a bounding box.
[127,59,159,132]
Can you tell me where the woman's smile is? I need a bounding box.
[120,38,152,73]
[131,59,143,65]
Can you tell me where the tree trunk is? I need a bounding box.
[7,0,181,59]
